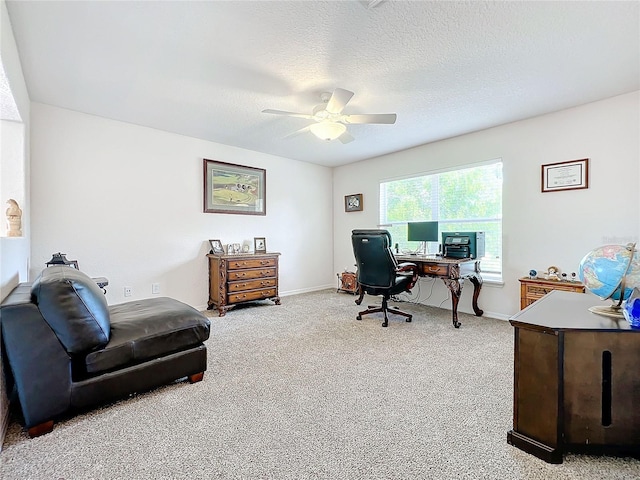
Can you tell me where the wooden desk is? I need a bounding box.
[507,290,640,463]
[395,255,483,328]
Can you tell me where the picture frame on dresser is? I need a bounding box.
[254,237,267,253]
[203,159,266,215]
[209,239,224,255]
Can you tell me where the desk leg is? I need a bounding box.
[443,278,462,328]
[469,273,484,317]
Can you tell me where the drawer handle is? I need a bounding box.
[261,291,270,297]
[238,273,247,277]
[427,266,440,272]
[260,260,270,265]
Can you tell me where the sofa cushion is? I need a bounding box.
[84,297,210,374]
[31,266,110,354]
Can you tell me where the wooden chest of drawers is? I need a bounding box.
[207,253,281,316]
[519,277,585,310]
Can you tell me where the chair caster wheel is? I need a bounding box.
[356,315,362,320]
[406,316,412,322]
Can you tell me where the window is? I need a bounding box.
[379,160,503,276]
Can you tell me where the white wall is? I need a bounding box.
[30,103,335,309]
[333,91,640,320]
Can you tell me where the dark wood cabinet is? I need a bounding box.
[207,253,281,316]
[507,290,640,463]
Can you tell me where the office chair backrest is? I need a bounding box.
[352,229,398,288]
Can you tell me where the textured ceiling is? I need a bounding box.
[5,1,640,167]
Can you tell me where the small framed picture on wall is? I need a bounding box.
[254,237,267,253]
[345,193,363,212]
[541,158,589,193]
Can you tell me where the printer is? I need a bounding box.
[442,232,485,259]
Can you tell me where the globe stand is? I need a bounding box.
[588,305,624,319]
[588,276,626,319]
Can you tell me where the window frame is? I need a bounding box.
[379,159,503,280]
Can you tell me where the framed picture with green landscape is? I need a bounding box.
[203,159,266,215]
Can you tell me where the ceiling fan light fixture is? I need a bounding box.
[309,121,346,141]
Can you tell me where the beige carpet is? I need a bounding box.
[1,289,639,479]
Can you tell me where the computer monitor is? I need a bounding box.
[407,221,439,242]
[407,221,439,254]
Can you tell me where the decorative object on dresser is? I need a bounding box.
[209,239,225,254]
[203,159,266,215]
[519,276,585,310]
[545,265,560,280]
[254,237,266,253]
[207,252,281,316]
[337,270,359,295]
[507,290,640,463]
[344,193,363,212]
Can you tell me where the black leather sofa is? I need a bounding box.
[1,266,211,437]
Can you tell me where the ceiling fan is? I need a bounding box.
[262,88,397,143]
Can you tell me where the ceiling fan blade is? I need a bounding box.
[342,113,397,124]
[338,131,355,144]
[325,88,354,114]
[262,109,314,120]
[283,126,311,139]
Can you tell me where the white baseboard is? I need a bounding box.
[279,285,334,297]
[196,285,335,312]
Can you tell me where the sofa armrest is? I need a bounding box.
[1,302,72,428]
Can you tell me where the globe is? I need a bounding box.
[578,244,640,315]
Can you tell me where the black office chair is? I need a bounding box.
[351,229,419,327]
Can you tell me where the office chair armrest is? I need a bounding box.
[396,262,419,290]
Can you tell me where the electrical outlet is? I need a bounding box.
[124,286,132,297]
[151,283,160,294]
